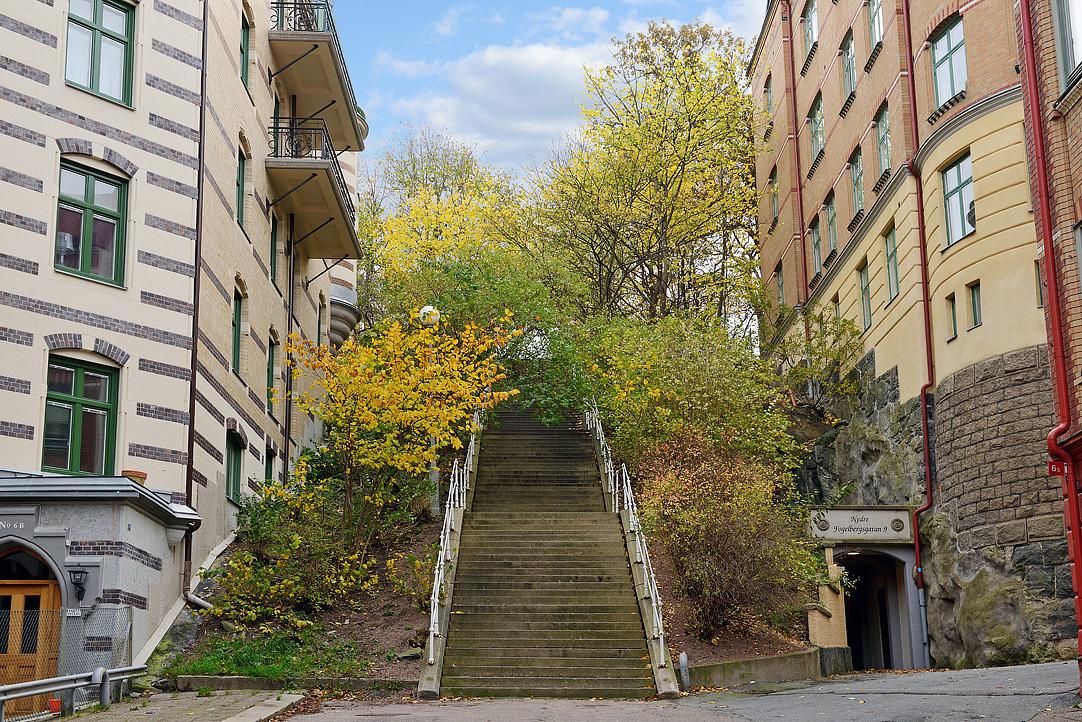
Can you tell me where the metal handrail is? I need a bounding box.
[0,665,146,721]
[269,1,358,113]
[426,410,483,665]
[584,404,667,668]
[267,118,356,221]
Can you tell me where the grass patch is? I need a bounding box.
[168,633,372,680]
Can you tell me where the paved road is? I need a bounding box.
[289,661,1081,722]
[76,690,293,722]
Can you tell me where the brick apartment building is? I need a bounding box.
[750,0,1071,668]
[0,0,365,691]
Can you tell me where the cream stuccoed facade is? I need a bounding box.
[0,0,366,679]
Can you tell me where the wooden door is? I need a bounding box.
[0,581,61,715]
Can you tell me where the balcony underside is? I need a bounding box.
[268,32,366,150]
[329,297,361,348]
[265,158,361,260]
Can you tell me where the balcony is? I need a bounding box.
[266,119,361,259]
[329,282,361,349]
[268,1,367,150]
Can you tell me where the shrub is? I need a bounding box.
[638,434,823,639]
[385,545,439,612]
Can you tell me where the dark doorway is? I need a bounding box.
[840,551,902,670]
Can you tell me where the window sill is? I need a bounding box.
[968,322,982,331]
[55,266,126,290]
[225,494,243,508]
[940,230,976,254]
[65,81,134,111]
[801,42,819,77]
[864,42,883,73]
[946,333,958,343]
[927,89,966,125]
[1055,68,1082,113]
[884,293,900,309]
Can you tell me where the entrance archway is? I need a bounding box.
[0,545,62,715]
[837,549,908,670]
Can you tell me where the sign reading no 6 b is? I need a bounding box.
[808,506,914,544]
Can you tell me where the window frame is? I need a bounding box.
[859,262,872,330]
[236,149,247,227]
[264,444,274,483]
[869,0,884,47]
[811,218,823,275]
[850,149,865,213]
[885,229,900,301]
[946,293,958,340]
[240,14,251,89]
[826,195,838,251]
[55,160,128,286]
[41,356,119,476]
[931,18,968,106]
[1054,0,1082,90]
[225,432,243,503]
[942,153,976,246]
[842,33,857,96]
[876,106,891,175]
[232,291,243,375]
[776,262,785,305]
[1036,259,1045,308]
[803,0,819,57]
[269,213,279,285]
[809,96,825,158]
[765,76,774,115]
[65,0,135,107]
[968,281,982,328]
[266,336,276,413]
[769,169,779,221]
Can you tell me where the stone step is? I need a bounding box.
[448,616,644,630]
[453,574,634,585]
[447,633,647,647]
[439,677,654,694]
[443,663,651,678]
[444,646,648,660]
[454,579,632,590]
[456,564,631,575]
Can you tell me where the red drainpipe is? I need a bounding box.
[781,0,811,313]
[899,0,936,605]
[1019,0,1082,682]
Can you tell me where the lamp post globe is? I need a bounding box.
[420,305,441,327]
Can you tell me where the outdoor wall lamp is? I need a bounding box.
[68,568,89,601]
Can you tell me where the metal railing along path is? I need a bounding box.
[426,411,483,666]
[585,403,668,668]
[0,665,145,722]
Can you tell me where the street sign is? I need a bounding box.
[808,506,913,544]
[1049,460,1069,477]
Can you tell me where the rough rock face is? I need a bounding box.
[799,345,1074,667]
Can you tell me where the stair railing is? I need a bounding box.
[426,410,483,666]
[584,403,668,669]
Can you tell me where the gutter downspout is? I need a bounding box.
[780,0,812,332]
[900,0,935,666]
[283,213,297,463]
[181,0,211,599]
[1019,0,1082,685]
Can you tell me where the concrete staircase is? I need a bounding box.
[440,409,655,698]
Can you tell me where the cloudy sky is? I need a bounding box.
[334,1,767,170]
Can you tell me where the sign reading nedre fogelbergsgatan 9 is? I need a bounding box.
[809,506,914,544]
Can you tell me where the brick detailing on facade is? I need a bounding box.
[192,468,209,487]
[0,291,192,349]
[170,491,189,505]
[0,326,33,346]
[0,164,43,192]
[70,541,164,570]
[145,74,200,105]
[225,418,249,448]
[0,375,31,395]
[0,12,57,47]
[194,430,223,464]
[137,250,195,277]
[141,290,194,316]
[45,332,82,351]
[102,147,138,178]
[0,421,33,439]
[0,252,38,275]
[128,443,188,465]
[199,332,229,369]
[154,0,203,31]
[56,138,92,156]
[195,389,226,425]
[138,358,191,381]
[0,118,45,147]
[150,38,203,70]
[0,54,49,84]
[0,209,47,235]
[0,84,198,169]
[101,589,148,610]
[149,112,199,142]
[93,338,130,366]
[196,362,265,442]
[145,213,197,241]
[200,260,231,302]
[146,171,198,199]
[136,402,190,425]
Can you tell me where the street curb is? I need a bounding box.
[219,693,304,722]
[176,675,413,693]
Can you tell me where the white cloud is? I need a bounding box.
[389,42,612,168]
[699,2,768,41]
[434,5,471,37]
[530,6,613,41]
[375,51,440,79]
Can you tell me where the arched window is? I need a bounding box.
[266,329,279,414]
[55,161,127,285]
[225,430,244,503]
[42,355,118,476]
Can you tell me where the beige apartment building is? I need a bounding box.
[752,0,1066,668]
[0,0,365,691]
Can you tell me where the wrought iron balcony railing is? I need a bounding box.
[270,1,358,111]
[268,118,355,221]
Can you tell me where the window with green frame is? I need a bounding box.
[826,194,838,251]
[946,293,958,340]
[240,14,251,89]
[841,33,857,96]
[885,228,900,300]
[232,291,243,374]
[65,0,134,105]
[270,214,279,284]
[266,336,277,413]
[942,153,975,245]
[850,149,865,213]
[226,432,243,502]
[967,280,982,328]
[1054,0,1082,88]
[56,162,127,284]
[765,76,773,114]
[931,18,967,105]
[317,300,325,346]
[809,96,825,157]
[264,444,274,483]
[859,262,872,330]
[832,295,841,319]
[811,218,822,274]
[869,0,884,47]
[42,357,118,476]
[803,0,818,56]
[236,149,247,226]
[775,262,784,304]
[769,169,779,221]
[876,105,891,175]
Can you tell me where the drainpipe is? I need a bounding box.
[780,0,812,329]
[283,213,297,463]
[900,0,935,666]
[1019,0,1082,684]
[181,0,211,597]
